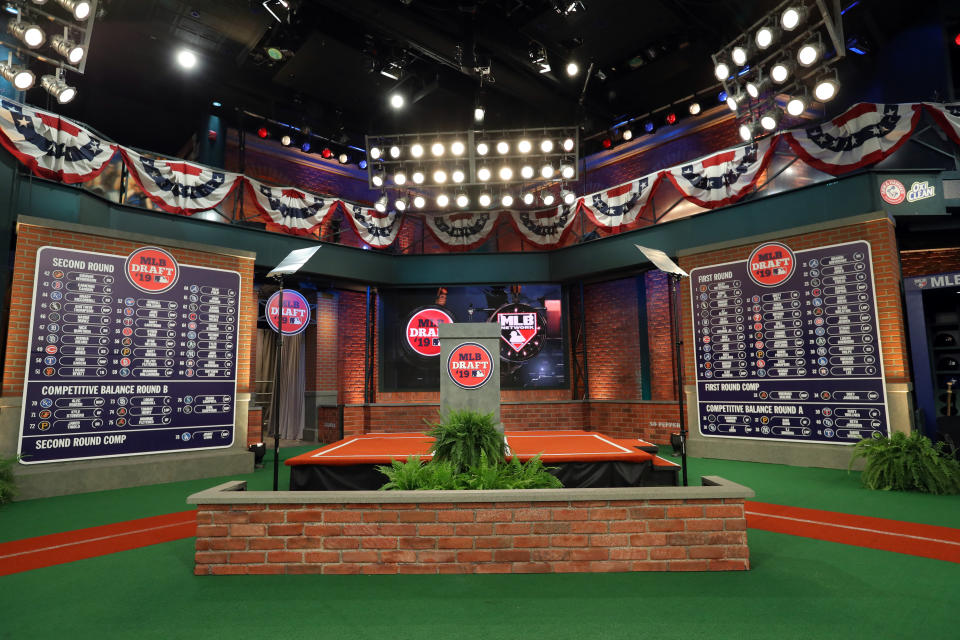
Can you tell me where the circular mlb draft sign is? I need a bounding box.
[879,178,906,205]
[265,289,311,335]
[491,303,546,362]
[447,342,494,390]
[404,307,454,357]
[125,247,179,294]
[747,242,795,288]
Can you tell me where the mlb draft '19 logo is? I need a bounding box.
[125,247,179,294]
[747,242,795,288]
[405,307,454,357]
[447,342,494,390]
[494,303,546,362]
[265,289,311,335]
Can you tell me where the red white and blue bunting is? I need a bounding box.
[508,204,578,248]
[665,137,778,209]
[121,148,242,215]
[424,210,498,249]
[923,102,960,147]
[783,103,921,176]
[342,203,404,249]
[0,98,116,183]
[244,178,336,235]
[580,172,661,229]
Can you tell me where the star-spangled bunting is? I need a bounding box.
[508,204,577,248]
[244,178,336,236]
[343,203,404,249]
[665,137,778,209]
[783,103,921,175]
[424,211,497,249]
[580,172,661,229]
[923,103,960,146]
[0,98,116,183]
[120,148,242,215]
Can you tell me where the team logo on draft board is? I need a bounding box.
[124,247,179,294]
[447,342,494,390]
[405,307,454,357]
[747,242,795,288]
[913,278,928,289]
[879,179,906,205]
[265,289,311,335]
[493,303,546,362]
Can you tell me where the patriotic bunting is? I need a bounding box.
[508,204,577,248]
[783,103,921,176]
[343,203,404,249]
[424,211,498,249]
[580,173,661,229]
[923,103,960,146]
[665,137,778,209]
[121,148,242,215]
[0,98,116,183]
[244,178,336,236]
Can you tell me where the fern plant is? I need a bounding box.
[377,453,562,490]
[377,457,458,491]
[0,454,19,505]
[850,431,960,495]
[426,409,504,473]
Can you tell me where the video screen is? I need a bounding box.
[379,284,568,391]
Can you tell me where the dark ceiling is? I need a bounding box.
[14,0,955,155]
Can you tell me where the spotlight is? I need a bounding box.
[478,193,492,207]
[389,93,405,109]
[369,147,382,160]
[540,139,554,153]
[389,145,401,158]
[745,77,768,99]
[562,137,575,151]
[517,139,532,154]
[321,148,333,159]
[412,171,425,184]
[560,165,575,179]
[56,0,91,20]
[760,107,782,131]
[358,159,368,170]
[561,190,576,205]
[212,101,222,107]
[542,193,555,206]
[338,153,349,164]
[499,166,513,181]
[541,164,554,179]
[451,140,466,155]
[301,141,311,153]
[813,73,839,101]
[621,128,633,141]
[452,169,465,183]
[396,197,409,212]
[474,105,485,122]
[738,119,762,141]
[566,61,579,76]
[502,194,514,207]
[755,24,778,50]
[665,112,677,125]
[0,62,35,90]
[280,135,291,146]
[601,137,612,149]
[456,193,470,208]
[257,127,269,139]
[411,143,424,158]
[8,21,46,48]
[371,172,384,187]
[40,73,76,103]
[714,61,730,80]
[436,194,449,208]
[413,196,426,209]
[521,165,534,179]
[477,167,491,181]
[529,41,550,73]
[726,89,746,112]
[433,169,447,184]
[688,101,701,115]
[51,35,85,64]
[476,142,489,155]
[780,6,807,31]
[644,120,656,133]
[731,45,749,66]
[718,90,728,103]
[770,59,793,84]
[522,192,535,205]
[176,49,197,69]
[496,141,509,154]
[374,195,388,212]
[786,92,808,116]
[394,171,406,185]
[431,142,445,156]
[797,40,823,67]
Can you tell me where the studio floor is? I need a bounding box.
[1,446,959,640]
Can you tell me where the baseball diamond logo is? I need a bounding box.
[447,342,494,390]
[124,247,179,294]
[747,242,795,288]
[404,307,454,357]
[493,303,546,362]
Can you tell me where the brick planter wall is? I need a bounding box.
[188,477,752,575]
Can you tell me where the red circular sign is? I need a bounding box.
[266,290,311,335]
[125,247,179,294]
[879,178,906,205]
[747,242,795,288]
[405,307,454,357]
[447,342,494,390]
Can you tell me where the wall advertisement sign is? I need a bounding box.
[18,246,241,464]
[690,240,890,445]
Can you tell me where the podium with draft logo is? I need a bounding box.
[438,323,502,430]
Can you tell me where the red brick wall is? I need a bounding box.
[316,293,339,395]
[193,496,749,575]
[585,278,643,399]
[337,290,368,404]
[2,223,257,397]
[645,271,677,401]
[900,248,960,277]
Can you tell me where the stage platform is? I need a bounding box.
[286,430,680,490]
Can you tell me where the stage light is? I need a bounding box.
[396,197,409,212]
[212,101,222,107]
[726,89,746,111]
[541,164,554,179]
[474,105,485,122]
[502,194,514,207]
[521,165,534,179]
[301,141,311,153]
[389,93,405,109]
[542,193,555,206]
[56,0,91,20]
[688,101,701,115]
[561,190,576,205]
[786,93,808,115]
[389,145,401,158]
[452,169,465,183]
[477,142,489,155]
[522,192,535,205]
[518,139,532,153]
[410,143,424,158]
[746,76,768,99]
[738,119,762,141]
[358,159,368,169]
[478,193,492,207]
[770,59,793,83]
[374,194,388,212]
[451,140,466,155]
[718,90,728,103]
[814,74,839,101]
[496,141,509,154]
[561,165,575,179]
[8,21,46,48]
[665,112,677,125]
[412,170,425,184]
[731,45,749,66]
[431,142,445,157]
[256,127,268,139]
[755,24,778,50]
[540,139,554,153]
[714,61,730,80]
[433,169,447,184]
[760,107,782,131]
[566,61,579,76]
[955,32,960,47]
[436,194,449,208]
[456,193,469,208]
[280,135,291,146]
[499,166,513,181]
[562,137,574,151]
[644,120,655,133]
[413,195,426,209]
[797,40,823,67]
[371,172,384,187]
[780,6,807,31]
[0,62,35,90]
[601,137,612,149]
[621,128,633,141]
[176,49,197,69]
[477,167,491,181]
[321,147,333,159]
[393,171,406,185]
[51,35,85,64]
[338,153,348,164]
[369,146,382,160]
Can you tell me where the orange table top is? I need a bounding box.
[285,430,677,467]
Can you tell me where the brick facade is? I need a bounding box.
[900,247,960,277]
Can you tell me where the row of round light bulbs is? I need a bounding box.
[371,162,576,187]
[716,36,824,86]
[369,136,575,161]
[716,5,814,77]
[374,189,578,212]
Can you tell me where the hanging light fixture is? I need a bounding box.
[374,194,388,212]
[760,107,783,131]
[0,60,35,90]
[813,71,840,101]
[40,72,76,103]
[797,38,823,67]
[395,196,409,212]
[55,0,91,20]
[786,91,809,116]
[51,34,85,64]
[8,20,46,49]
[780,5,808,31]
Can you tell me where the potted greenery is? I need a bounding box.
[849,430,960,494]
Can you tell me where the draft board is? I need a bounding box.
[690,240,890,444]
[18,246,241,464]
